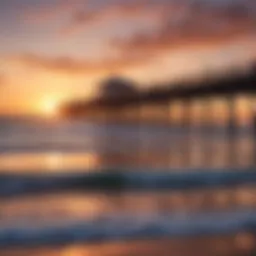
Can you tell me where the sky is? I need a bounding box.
[0,0,255,115]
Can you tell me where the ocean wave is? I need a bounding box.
[0,209,255,247]
[0,169,255,198]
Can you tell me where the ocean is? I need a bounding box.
[0,117,255,255]
[0,116,256,171]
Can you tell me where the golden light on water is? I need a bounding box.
[0,153,100,173]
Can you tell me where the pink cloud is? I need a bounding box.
[60,1,178,36]
[22,0,83,24]
[112,1,255,56]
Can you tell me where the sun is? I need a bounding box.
[41,99,59,117]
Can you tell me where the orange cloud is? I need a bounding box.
[8,53,150,75]
[0,73,5,86]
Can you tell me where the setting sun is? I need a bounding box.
[41,99,60,117]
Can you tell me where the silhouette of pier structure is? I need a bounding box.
[64,64,256,168]
[65,64,256,127]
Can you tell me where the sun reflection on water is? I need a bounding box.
[0,152,100,173]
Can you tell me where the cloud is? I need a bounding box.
[60,0,177,36]
[0,72,7,85]
[22,0,83,24]
[60,0,256,37]
[112,0,256,56]
[10,0,256,81]
[0,74,4,86]
[22,0,256,44]
[8,52,150,75]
